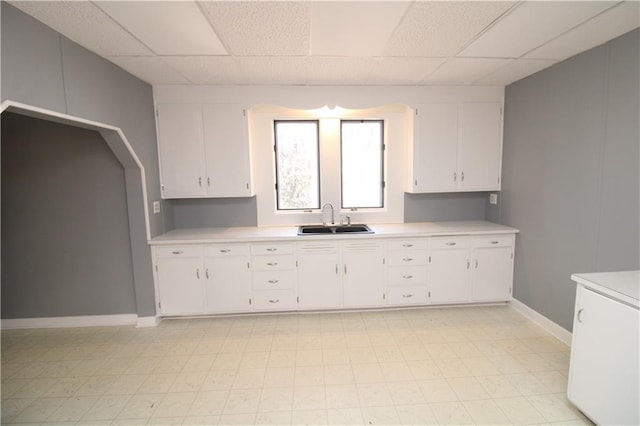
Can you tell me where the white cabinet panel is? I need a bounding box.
[203,104,252,197]
[342,241,385,308]
[458,102,503,191]
[156,103,206,198]
[411,103,458,192]
[428,238,471,304]
[471,245,513,302]
[155,246,204,315]
[297,243,342,309]
[204,249,251,313]
[568,285,639,426]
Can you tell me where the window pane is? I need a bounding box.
[341,120,383,209]
[274,121,320,210]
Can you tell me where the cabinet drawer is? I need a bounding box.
[204,244,250,257]
[472,235,513,248]
[155,246,201,259]
[430,237,470,250]
[251,243,294,255]
[387,251,429,266]
[387,286,428,305]
[252,270,296,290]
[251,255,295,271]
[387,239,428,251]
[253,289,296,311]
[387,265,427,286]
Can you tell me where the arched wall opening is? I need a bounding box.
[1,101,154,327]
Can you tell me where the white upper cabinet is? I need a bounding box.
[156,103,207,198]
[458,102,503,191]
[203,104,252,197]
[408,101,503,193]
[156,102,252,199]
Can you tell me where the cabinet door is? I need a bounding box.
[412,103,458,192]
[342,242,385,308]
[204,256,251,313]
[202,104,252,197]
[428,248,471,304]
[297,243,341,309]
[471,246,513,302]
[156,103,206,198]
[155,248,204,315]
[458,102,502,191]
[568,286,639,425]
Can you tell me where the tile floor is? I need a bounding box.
[1,305,593,425]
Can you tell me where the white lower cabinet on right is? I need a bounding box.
[427,234,514,304]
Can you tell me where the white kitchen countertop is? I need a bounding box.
[571,270,640,308]
[149,220,519,245]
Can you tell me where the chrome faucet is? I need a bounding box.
[321,202,335,226]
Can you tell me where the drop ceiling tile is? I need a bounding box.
[106,56,190,85]
[475,59,558,86]
[94,1,226,55]
[310,2,410,56]
[307,57,374,85]
[368,57,447,85]
[161,56,248,85]
[383,1,516,57]
[200,1,310,56]
[525,1,640,60]
[8,0,153,56]
[236,57,310,85]
[460,1,619,58]
[422,57,512,85]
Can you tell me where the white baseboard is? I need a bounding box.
[1,314,139,330]
[509,298,572,346]
[136,316,160,328]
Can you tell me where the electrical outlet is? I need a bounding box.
[489,193,498,205]
[153,201,161,214]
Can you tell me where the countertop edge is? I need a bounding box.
[571,271,640,308]
[148,221,519,245]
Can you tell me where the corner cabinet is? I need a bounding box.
[156,103,253,199]
[408,101,503,193]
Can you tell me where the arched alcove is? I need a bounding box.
[1,101,154,326]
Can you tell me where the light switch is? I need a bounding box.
[153,201,161,214]
[489,193,498,205]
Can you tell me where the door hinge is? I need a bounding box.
[428,291,431,298]
[428,255,431,263]
[249,298,252,305]
[247,262,250,269]
[296,260,299,267]
[383,258,386,265]
[275,183,278,191]
[161,184,165,192]
[415,109,419,116]
[297,297,300,303]
[382,181,386,189]
[243,108,246,117]
[414,179,418,186]
[155,264,158,272]
[246,183,249,190]
[383,293,386,300]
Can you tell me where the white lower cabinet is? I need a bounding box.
[470,235,514,302]
[342,241,385,308]
[297,242,342,309]
[428,237,472,304]
[154,246,204,315]
[203,244,251,313]
[251,243,296,311]
[568,283,639,425]
[152,231,516,317]
[387,238,429,306]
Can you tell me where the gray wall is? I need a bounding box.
[2,114,137,318]
[500,29,639,331]
[169,198,258,229]
[1,3,162,317]
[404,193,490,223]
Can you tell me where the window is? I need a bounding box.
[341,120,384,209]
[274,120,320,210]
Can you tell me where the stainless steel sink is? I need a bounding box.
[298,224,374,235]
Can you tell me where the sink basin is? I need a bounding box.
[298,224,374,235]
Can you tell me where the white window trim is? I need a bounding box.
[249,104,408,226]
